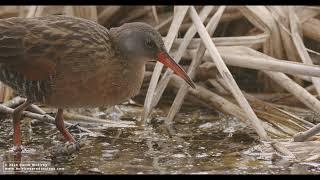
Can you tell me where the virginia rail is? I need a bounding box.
[0,15,195,151]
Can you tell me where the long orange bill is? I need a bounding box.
[156,51,196,89]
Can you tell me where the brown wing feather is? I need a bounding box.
[0,17,57,80]
[11,58,56,80]
[0,15,114,81]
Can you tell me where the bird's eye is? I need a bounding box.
[145,39,156,49]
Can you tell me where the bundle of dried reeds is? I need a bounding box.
[135,5,320,158]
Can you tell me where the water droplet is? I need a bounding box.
[172,154,186,158]
[196,153,208,158]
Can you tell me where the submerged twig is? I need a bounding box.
[0,104,106,137]
[2,96,25,108]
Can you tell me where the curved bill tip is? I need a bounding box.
[156,51,196,89]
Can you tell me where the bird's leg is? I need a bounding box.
[55,108,76,143]
[12,99,31,152]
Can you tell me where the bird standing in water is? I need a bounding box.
[0,15,195,151]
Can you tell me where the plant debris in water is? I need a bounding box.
[0,103,319,174]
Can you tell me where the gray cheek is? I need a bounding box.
[123,39,140,54]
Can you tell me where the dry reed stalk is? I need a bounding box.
[175,10,243,32]
[296,6,319,23]
[150,6,215,109]
[238,6,287,91]
[249,141,320,161]
[269,105,314,128]
[0,84,13,102]
[244,94,311,132]
[29,104,47,115]
[26,6,98,23]
[26,6,38,17]
[118,6,152,25]
[27,6,66,17]
[214,76,313,134]
[265,87,317,108]
[289,7,320,96]
[295,75,312,82]
[224,47,320,77]
[246,93,292,102]
[18,6,27,17]
[169,77,251,126]
[2,96,25,108]
[63,112,135,126]
[3,97,48,115]
[98,6,121,25]
[189,6,269,141]
[0,6,20,18]
[228,45,320,109]
[304,153,320,162]
[268,6,301,62]
[187,8,295,157]
[155,16,173,30]
[184,46,320,77]
[207,82,308,157]
[273,104,315,124]
[142,6,189,124]
[264,72,320,112]
[220,10,243,22]
[293,122,320,142]
[208,79,229,94]
[166,6,226,124]
[239,6,284,59]
[289,12,320,138]
[271,142,295,158]
[64,6,97,21]
[152,6,160,24]
[237,46,320,112]
[35,6,48,17]
[303,18,320,43]
[171,33,269,49]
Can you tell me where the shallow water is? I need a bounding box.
[0,104,319,174]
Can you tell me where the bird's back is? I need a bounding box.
[0,15,117,104]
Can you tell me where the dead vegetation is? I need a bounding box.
[0,5,319,161]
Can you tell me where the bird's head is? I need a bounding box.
[110,22,196,89]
